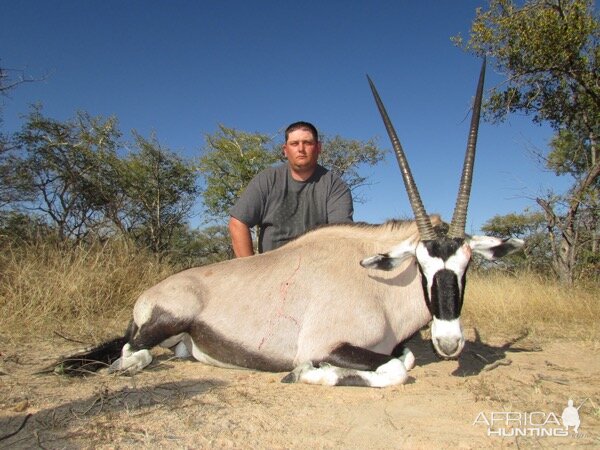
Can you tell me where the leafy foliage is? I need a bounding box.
[124,131,199,254]
[168,224,232,267]
[457,0,599,126]
[10,106,122,242]
[481,210,552,273]
[319,135,384,202]
[456,0,599,284]
[5,107,199,255]
[199,125,280,221]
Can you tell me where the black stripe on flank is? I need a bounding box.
[131,306,292,372]
[189,321,292,372]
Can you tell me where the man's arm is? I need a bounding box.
[327,177,354,223]
[229,216,255,258]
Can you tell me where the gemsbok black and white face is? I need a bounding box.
[362,60,523,359]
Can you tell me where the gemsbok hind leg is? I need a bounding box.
[282,344,412,388]
[110,308,191,373]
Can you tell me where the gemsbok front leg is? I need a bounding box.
[281,343,415,388]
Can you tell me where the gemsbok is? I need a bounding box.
[57,59,523,387]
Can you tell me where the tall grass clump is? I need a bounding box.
[2,241,598,343]
[0,240,178,339]
[463,270,600,341]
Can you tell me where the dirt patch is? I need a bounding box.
[1,330,599,449]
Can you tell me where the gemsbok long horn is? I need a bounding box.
[367,75,436,241]
[447,58,486,239]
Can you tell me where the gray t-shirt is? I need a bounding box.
[230,164,353,252]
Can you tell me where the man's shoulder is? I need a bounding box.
[245,164,287,191]
[255,163,287,180]
[314,164,347,186]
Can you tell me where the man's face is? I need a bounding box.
[283,128,321,176]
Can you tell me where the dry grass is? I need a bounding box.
[1,242,598,343]
[0,241,177,340]
[463,270,600,341]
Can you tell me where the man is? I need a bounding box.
[229,121,353,257]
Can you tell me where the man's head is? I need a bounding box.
[285,121,319,143]
[283,121,321,181]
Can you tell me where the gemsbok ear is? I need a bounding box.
[468,236,524,260]
[360,240,417,270]
[360,253,406,271]
[360,240,417,271]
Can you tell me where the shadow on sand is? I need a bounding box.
[0,376,227,449]
[404,329,541,377]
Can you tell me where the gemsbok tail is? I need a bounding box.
[51,321,137,376]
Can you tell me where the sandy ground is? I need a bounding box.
[1,329,599,449]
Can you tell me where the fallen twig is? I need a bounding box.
[52,331,87,345]
[536,375,569,385]
[70,396,102,420]
[472,352,489,363]
[0,414,32,442]
[482,359,512,372]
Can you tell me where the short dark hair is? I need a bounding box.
[285,121,319,143]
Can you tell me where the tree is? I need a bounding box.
[319,135,385,202]
[123,131,199,255]
[168,224,232,267]
[0,211,53,244]
[11,106,121,243]
[198,125,386,221]
[199,125,280,221]
[0,139,32,209]
[0,64,38,96]
[8,108,199,254]
[1,63,39,208]
[481,210,552,273]
[456,0,599,284]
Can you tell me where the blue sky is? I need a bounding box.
[1,1,571,232]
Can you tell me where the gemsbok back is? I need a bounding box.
[57,60,523,387]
